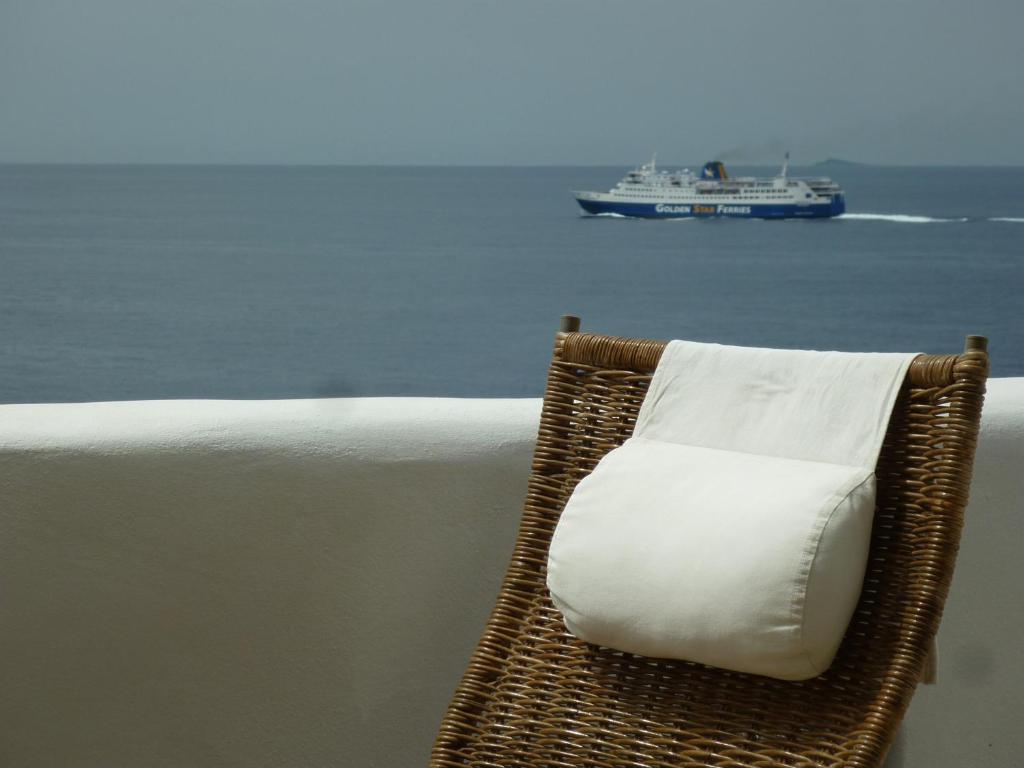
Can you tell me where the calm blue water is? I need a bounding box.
[1,164,1021,403]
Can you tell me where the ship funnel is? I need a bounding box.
[701,161,729,180]
[780,151,790,178]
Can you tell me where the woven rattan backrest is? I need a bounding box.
[432,325,988,768]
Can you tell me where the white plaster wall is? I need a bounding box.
[0,398,540,768]
[0,383,1019,767]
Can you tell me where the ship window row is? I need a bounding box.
[616,196,801,202]
[617,194,797,200]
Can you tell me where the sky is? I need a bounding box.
[1,0,1022,166]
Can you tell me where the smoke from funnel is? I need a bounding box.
[715,140,788,163]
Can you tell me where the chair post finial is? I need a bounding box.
[560,315,581,333]
[964,335,988,353]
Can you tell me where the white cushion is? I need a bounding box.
[546,341,916,680]
[548,438,875,679]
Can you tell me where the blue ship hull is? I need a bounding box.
[576,196,845,219]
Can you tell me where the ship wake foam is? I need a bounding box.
[839,213,968,223]
[989,217,1024,223]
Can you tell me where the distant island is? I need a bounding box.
[813,157,872,168]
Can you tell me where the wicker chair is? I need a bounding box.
[432,317,988,768]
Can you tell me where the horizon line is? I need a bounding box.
[2,160,1022,169]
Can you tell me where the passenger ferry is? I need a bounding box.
[573,154,845,219]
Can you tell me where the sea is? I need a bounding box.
[1,164,1021,403]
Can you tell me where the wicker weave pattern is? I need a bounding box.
[432,331,988,768]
